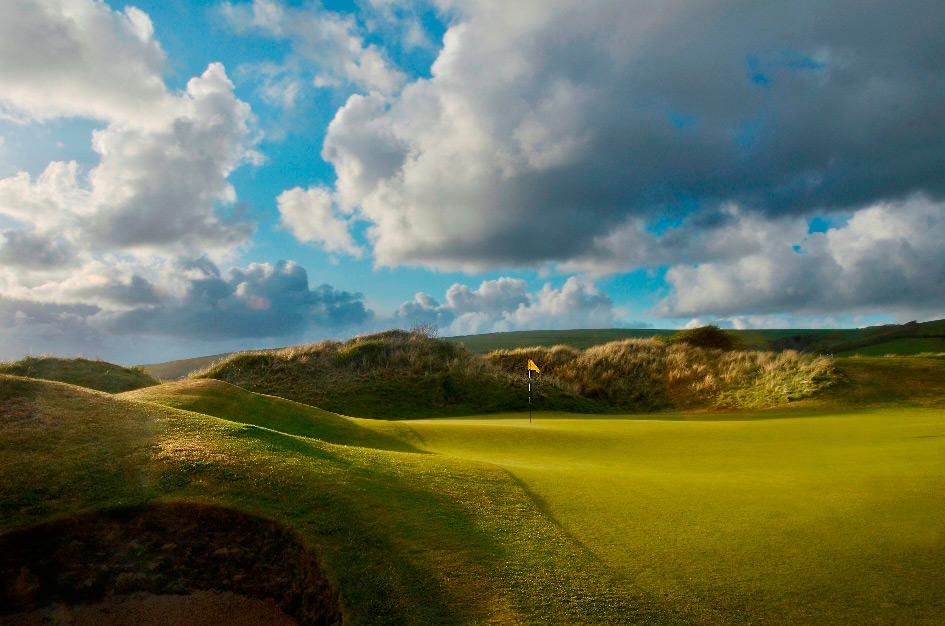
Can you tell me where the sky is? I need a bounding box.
[1,0,944,364]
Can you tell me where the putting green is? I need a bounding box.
[401,409,945,623]
[5,375,944,623]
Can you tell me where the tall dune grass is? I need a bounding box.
[488,339,836,409]
[193,331,837,416]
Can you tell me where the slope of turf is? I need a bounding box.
[0,356,158,393]
[0,375,660,624]
[139,353,232,381]
[194,330,839,418]
[838,337,945,357]
[192,330,607,418]
[4,372,943,623]
[403,408,945,624]
[822,356,945,407]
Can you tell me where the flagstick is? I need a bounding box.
[528,367,532,424]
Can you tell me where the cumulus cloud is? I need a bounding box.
[220,0,405,95]
[396,276,620,335]
[108,259,371,340]
[657,195,945,319]
[0,230,76,269]
[0,1,374,361]
[277,185,362,257]
[0,0,173,125]
[0,257,373,361]
[0,63,258,260]
[319,0,945,274]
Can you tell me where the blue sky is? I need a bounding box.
[1,0,943,363]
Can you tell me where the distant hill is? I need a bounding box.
[193,330,838,418]
[140,319,945,380]
[0,356,158,393]
[139,353,232,380]
[446,329,676,352]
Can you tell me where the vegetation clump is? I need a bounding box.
[195,329,839,417]
[193,329,601,418]
[0,356,158,393]
[665,324,743,350]
[489,338,837,410]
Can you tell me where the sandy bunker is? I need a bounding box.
[0,502,341,625]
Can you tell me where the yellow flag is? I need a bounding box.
[527,359,541,373]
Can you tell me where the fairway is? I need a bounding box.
[401,409,945,623]
[3,374,944,623]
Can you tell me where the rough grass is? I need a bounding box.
[839,337,945,357]
[489,339,837,410]
[3,372,944,623]
[0,356,158,393]
[0,375,660,624]
[192,330,605,418]
[194,331,839,418]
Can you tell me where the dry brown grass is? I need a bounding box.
[489,339,837,409]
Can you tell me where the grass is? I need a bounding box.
[192,330,610,418]
[839,337,945,357]
[4,356,945,623]
[0,356,158,393]
[489,340,837,410]
[139,353,233,381]
[140,318,945,377]
[447,329,677,353]
[404,408,945,624]
[193,331,839,418]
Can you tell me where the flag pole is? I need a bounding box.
[528,367,532,424]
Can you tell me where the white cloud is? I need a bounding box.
[277,185,362,257]
[320,0,945,276]
[220,0,405,95]
[396,276,620,334]
[0,63,258,260]
[0,0,173,126]
[657,195,945,319]
[445,277,529,316]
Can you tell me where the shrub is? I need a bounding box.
[666,325,743,351]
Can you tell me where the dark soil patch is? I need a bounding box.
[4,590,297,625]
[0,502,341,625]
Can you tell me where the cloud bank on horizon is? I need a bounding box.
[0,0,943,362]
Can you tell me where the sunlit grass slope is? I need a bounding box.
[193,330,605,418]
[404,409,945,624]
[1,375,664,624]
[0,356,158,392]
[5,361,945,623]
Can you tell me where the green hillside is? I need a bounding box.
[193,331,838,418]
[446,328,675,352]
[139,318,945,378]
[0,356,158,393]
[139,353,232,381]
[3,366,944,623]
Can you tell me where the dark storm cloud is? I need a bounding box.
[0,230,75,269]
[108,259,372,340]
[324,0,945,271]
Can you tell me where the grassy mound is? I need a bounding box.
[193,330,602,418]
[0,374,655,624]
[489,339,837,410]
[4,372,945,623]
[0,356,158,393]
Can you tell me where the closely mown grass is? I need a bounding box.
[4,372,944,623]
[0,375,663,624]
[0,356,158,393]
